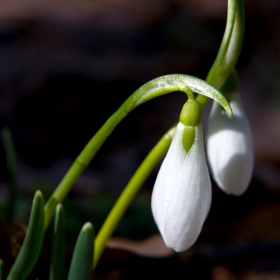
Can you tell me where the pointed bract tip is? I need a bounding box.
[225,105,233,119]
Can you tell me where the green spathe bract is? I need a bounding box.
[133,75,233,117]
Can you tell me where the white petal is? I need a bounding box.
[152,124,212,252]
[207,92,254,195]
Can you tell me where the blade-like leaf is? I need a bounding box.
[7,191,45,280]
[50,204,65,280]
[67,223,94,280]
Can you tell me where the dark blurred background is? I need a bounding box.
[0,0,280,279]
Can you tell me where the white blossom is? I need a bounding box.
[206,92,254,195]
[152,123,212,252]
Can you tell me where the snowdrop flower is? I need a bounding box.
[207,91,253,195]
[152,99,212,252]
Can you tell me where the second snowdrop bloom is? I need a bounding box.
[152,99,212,252]
[207,90,254,195]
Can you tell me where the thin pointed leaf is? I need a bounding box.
[7,191,45,280]
[50,204,65,280]
[67,223,94,280]
[1,127,18,221]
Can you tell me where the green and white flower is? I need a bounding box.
[152,99,212,252]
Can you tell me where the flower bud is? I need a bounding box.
[206,92,254,195]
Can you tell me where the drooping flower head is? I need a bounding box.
[206,71,254,195]
[152,98,212,252]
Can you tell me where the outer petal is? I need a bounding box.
[152,123,211,252]
[206,92,254,195]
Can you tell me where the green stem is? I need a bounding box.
[93,126,175,268]
[44,159,87,229]
[44,74,230,229]
[197,0,244,107]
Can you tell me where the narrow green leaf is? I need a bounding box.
[67,223,94,280]
[0,259,4,280]
[7,191,45,280]
[1,127,18,221]
[50,204,65,280]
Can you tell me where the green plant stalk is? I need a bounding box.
[1,127,18,221]
[44,74,230,229]
[50,204,66,280]
[0,259,4,280]
[67,223,94,280]
[197,0,244,108]
[93,127,175,267]
[7,191,45,280]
